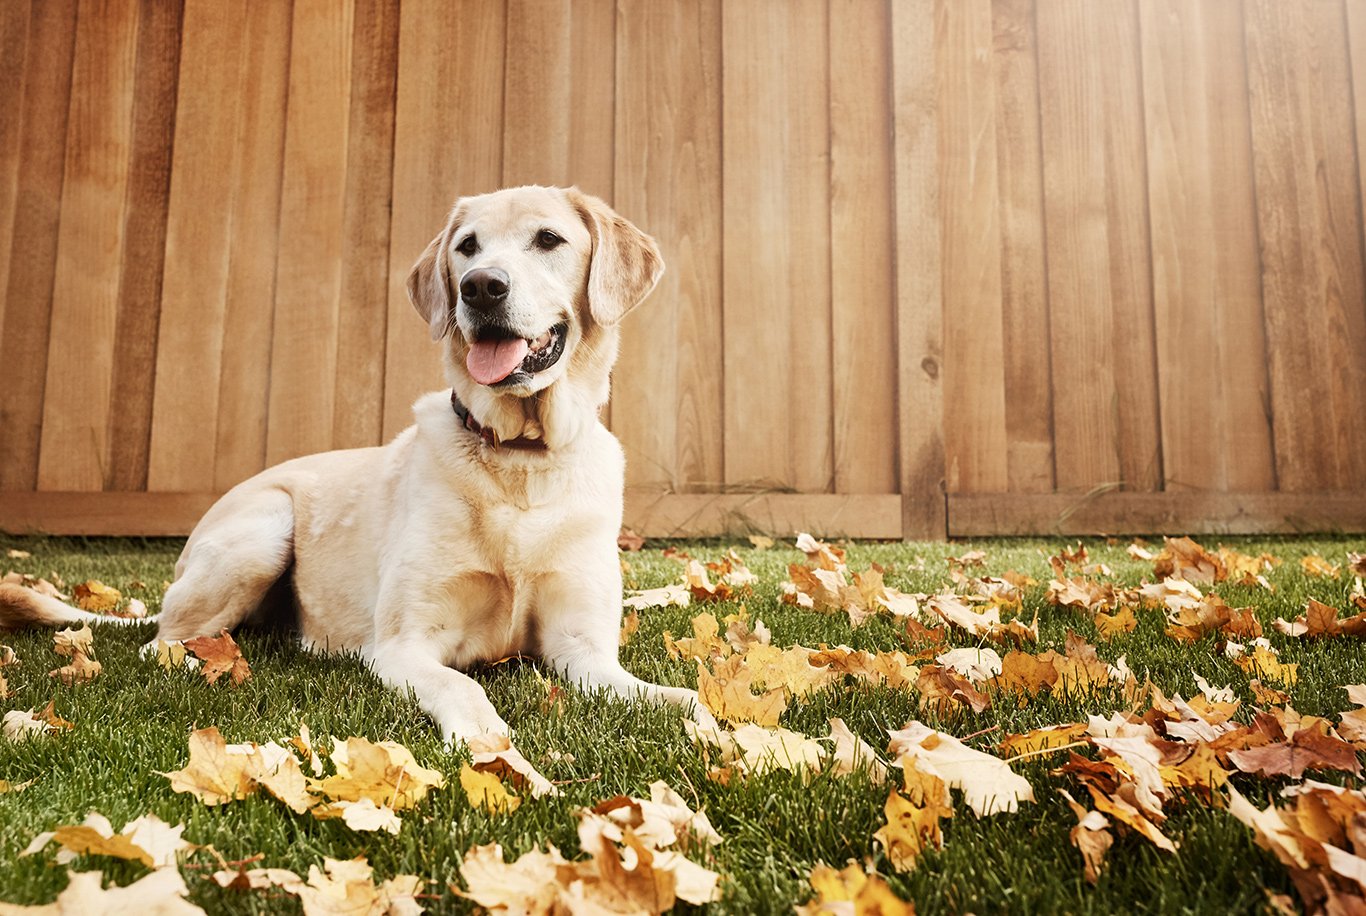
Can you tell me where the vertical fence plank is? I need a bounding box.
[939,0,1008,495]
[210,1,291,491]
[613,0,723,494]
[1353,2,1366,285]
[0,0,33,346]
[37,0,139,492]
[331,0,398,451]
[1036,0,1161,492]
[105,0,183,491]
[382,0,506,439]
[991,0,1055,493]
[503,0,614,194]
[1141,0,1273,493]
[893,0,946,537]
[0,0,76,492]
[265,0,355,467]
[722,0,833,493]
[1245,0,1366,490]
[829,0,898,495]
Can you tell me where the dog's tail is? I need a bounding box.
[0,584,147,629]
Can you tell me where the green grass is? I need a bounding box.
[1,534,1364,914]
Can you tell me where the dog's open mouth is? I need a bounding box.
[466,322,568,387]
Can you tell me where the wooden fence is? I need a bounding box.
[2,0,1365,540]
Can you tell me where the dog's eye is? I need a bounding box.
[535,229,564,251]
[455,234,478,256]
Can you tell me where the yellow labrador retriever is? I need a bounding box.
[0,186,714,743]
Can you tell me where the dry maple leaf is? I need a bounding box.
[623,583,690,611]
[1059,789,1112,884]
[873,760,952,872]
[0,868,205,914]
[22,812,190,871]
[696,658,788,727]
[796,862,914,915]
[999,723,1089,759]
[1094,605,1138,640]
[1275,598,1366,639]
[888,721,1034,816]
[1153,536,1227,584]
[162,727,263,805]
[742,644,841,697]
[1338,685,1366,744]
[461,764,521,815]
[1229,783,1366,914]
[183,630,252,686]
[1299,555,1341,579]
[664,613,730,662]
[1227,723,1362,779]
[72,580,121,612]
[916,665,991,715]
[827,718,890,781]
[467,731,557,798]
[1233,643,1298,687]
[318,736,446,810]
[589,780,722,850]
[618,610,639,646]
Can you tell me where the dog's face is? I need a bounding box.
[407,186,663,400]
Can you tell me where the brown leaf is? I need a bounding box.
[617,528,645,551]
[72,580,122,612]
[915,665,991,714]
[1153,536,1227,584]
[183,630,252,686]
[1227,725,1363,779]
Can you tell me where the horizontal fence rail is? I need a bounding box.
[1,0,1364,539]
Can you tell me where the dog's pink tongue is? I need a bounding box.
[467,338,530,385]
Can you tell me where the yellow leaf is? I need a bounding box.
[461,764,522,814]
[315,737,445,810]
[696,660,788,726]
[873,765,951,873]
[162,727,262,806]
[1300,555,1341,579]
[73,580,121,612]
[1095,605,1138,640]
[797,862,915,915]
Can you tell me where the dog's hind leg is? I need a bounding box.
[153,488,295,643]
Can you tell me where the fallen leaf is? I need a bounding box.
[1300,555,1341,579]
[1095,605,1138,640]
[623,583,690,611]
[1060,789,1113,884]
[317,736,446,810]
[73,580,121,612]
[874,759,953,873]
[888,721,1034,816]
[0,868,204,914]
[467,731,557,798]
[696,658,788,727]
[1153,536,1227,584]
[617,528,645,551]
[796,862,915,915]
[183,630,252,686]
[827,718,889,781]
[461,764,521,814]
[1227,725,1362,779]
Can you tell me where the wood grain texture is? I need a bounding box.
[210,0,291,492]
[892,0,947,538]
[149,0,289,491]
[991,0,1055,493]
[331,0,398,451]
[1036,0,1161,492]
[105,0,183,491]
[502,0,615,194]
[950,490,1366,537]
[0,0,33,347]
[0,0,77,492]
[829,0,897,495]
[266,0,355,466]
[613,0,724,493]
[1141,0,1273,494]
[722,0,833,493]
[38,0,140,491]
[625,493,904,539]
[939,0,1007,494]
[382,0,507,440]
[1245,0,1366,491]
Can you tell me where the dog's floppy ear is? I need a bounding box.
[406,212,458,341]
[569,188,664,325]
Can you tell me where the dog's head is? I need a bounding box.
[406,187,661,448]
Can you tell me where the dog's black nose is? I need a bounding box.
[459,267,510,310]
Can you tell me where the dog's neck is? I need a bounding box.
[450,391,548,452]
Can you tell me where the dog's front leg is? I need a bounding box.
[537,574,720,733]
[370,640,511,745]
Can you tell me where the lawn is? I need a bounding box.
[0,533,1363,914]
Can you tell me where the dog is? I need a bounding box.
[0,185,715,744]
